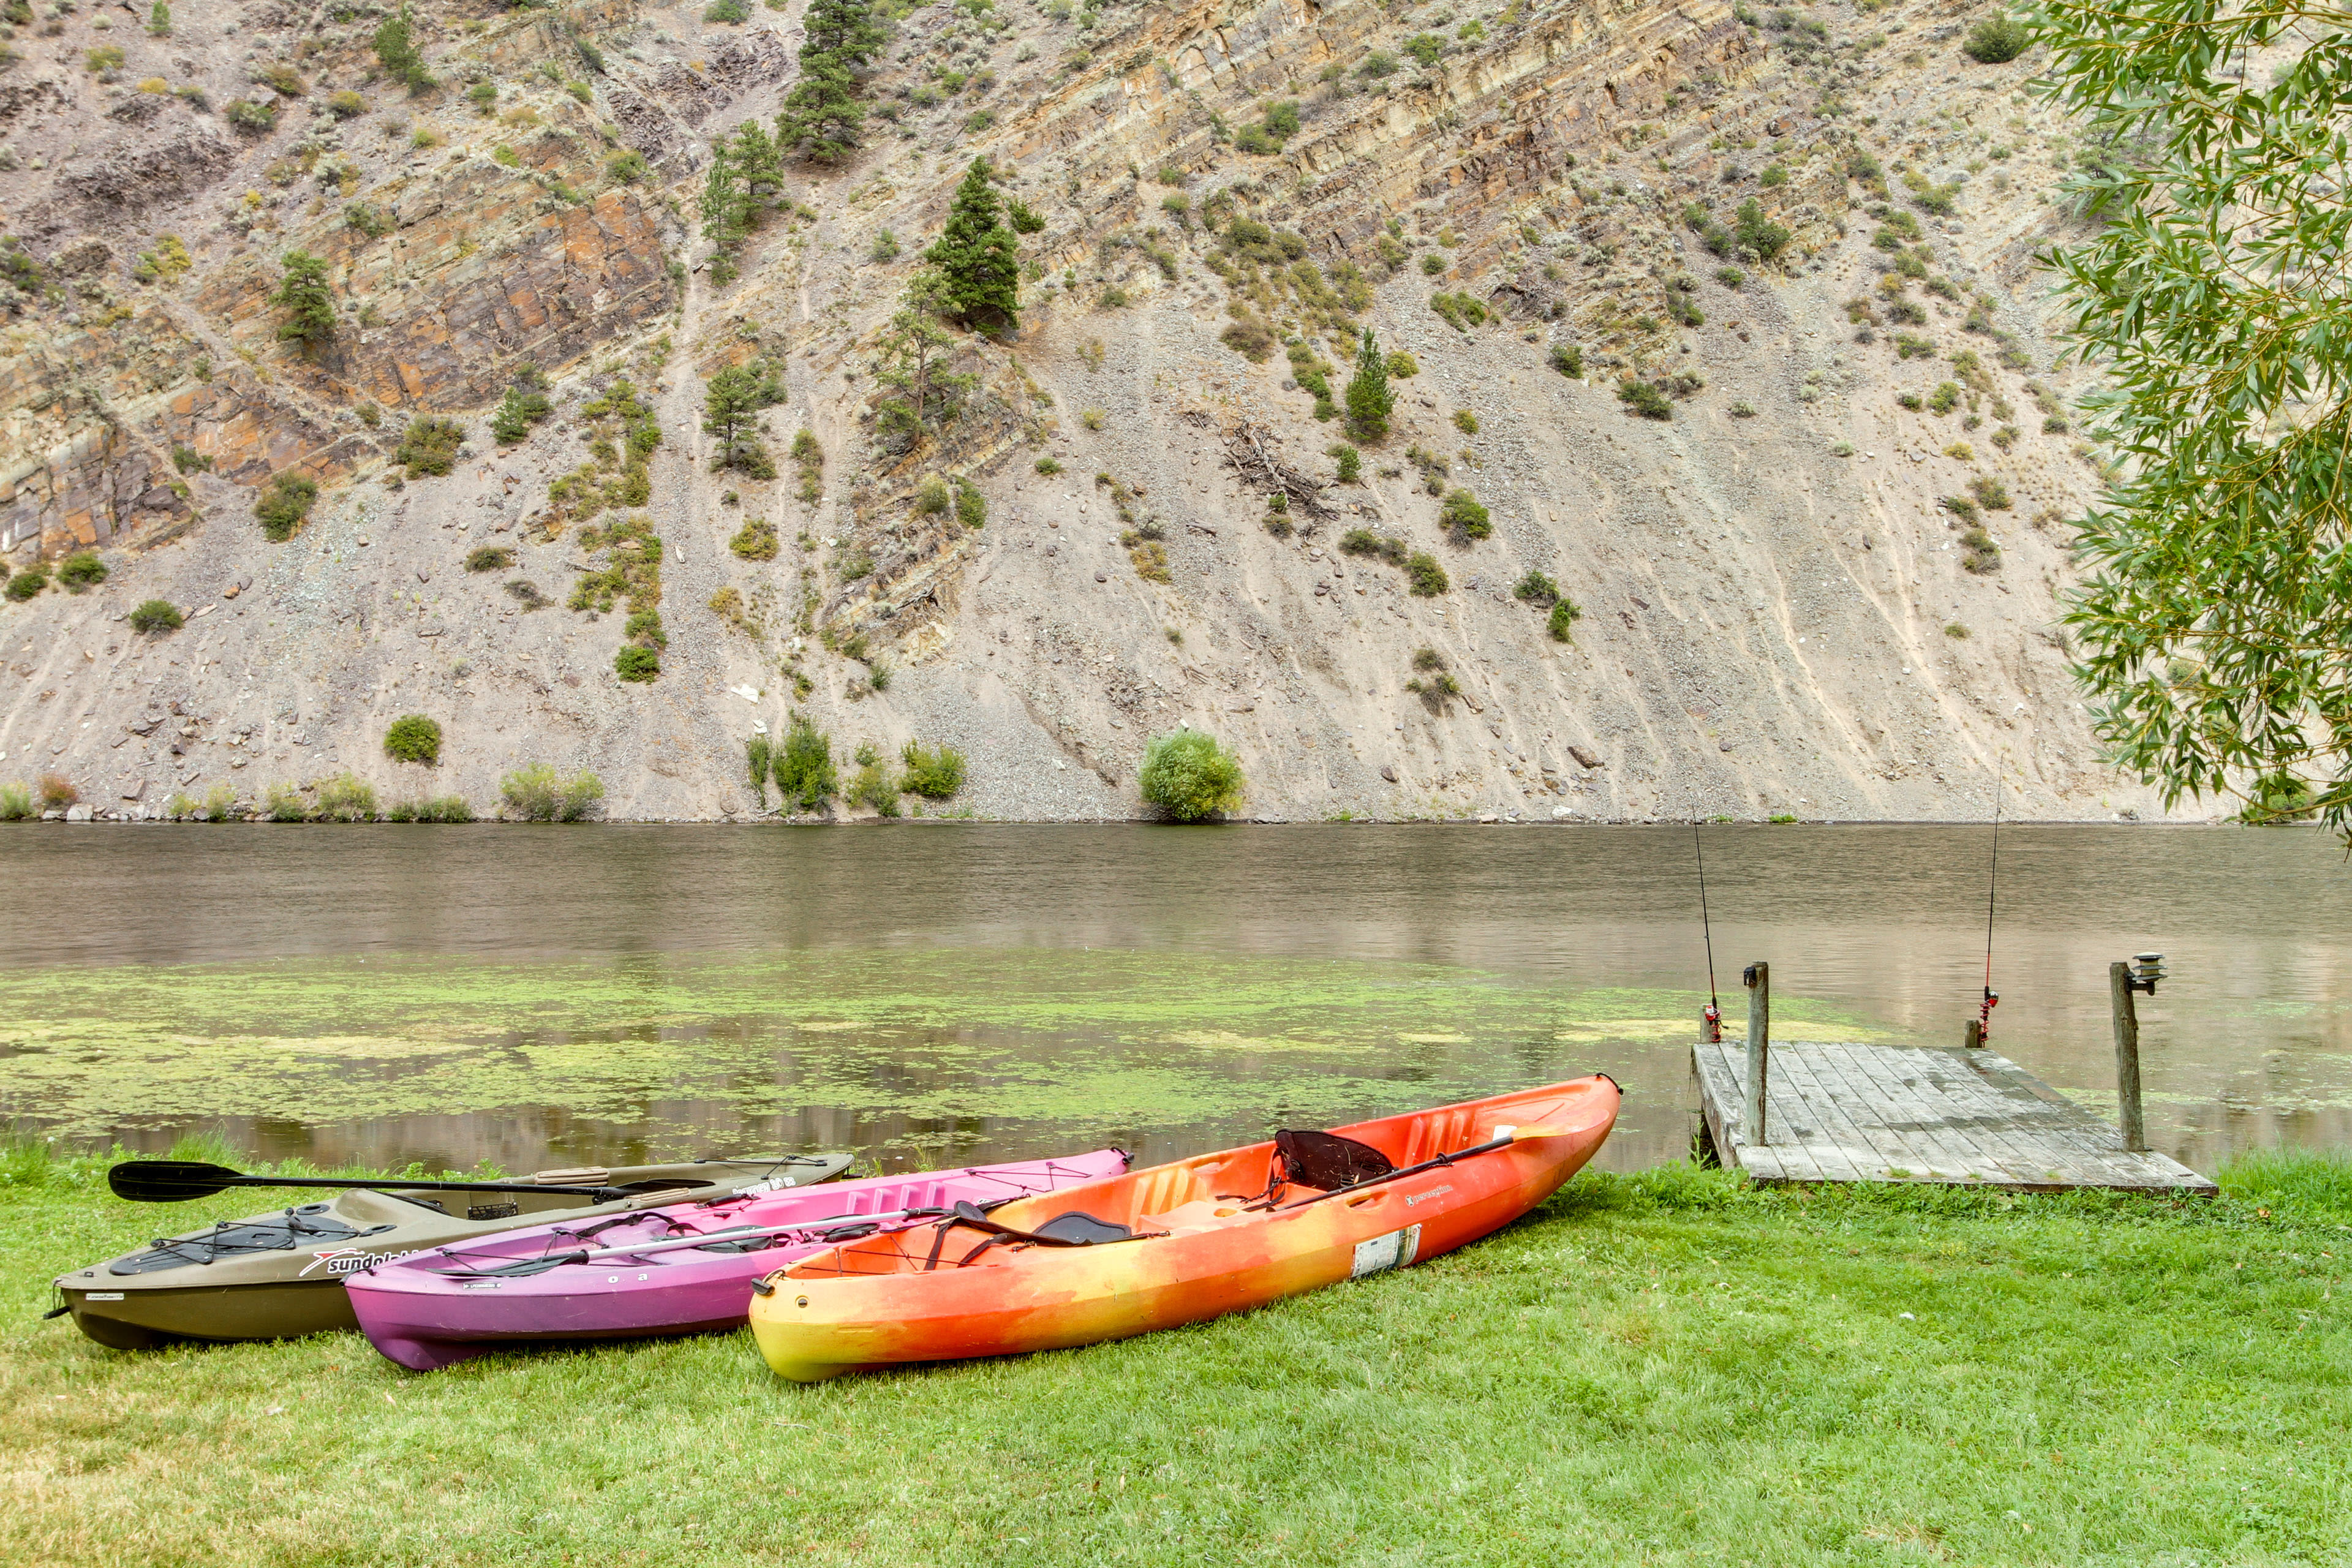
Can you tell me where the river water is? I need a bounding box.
[0,824,2343,1178]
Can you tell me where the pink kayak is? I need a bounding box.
[346,1150,1129,1370]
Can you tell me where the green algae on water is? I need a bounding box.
[0,950,1900,1159]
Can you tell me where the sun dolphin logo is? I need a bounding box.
[299,1247,424,1278]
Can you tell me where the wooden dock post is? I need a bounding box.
[1743,961,1769,1146]
[2110,960,2147,1153]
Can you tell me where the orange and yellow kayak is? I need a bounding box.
[748,1076,1618,1381]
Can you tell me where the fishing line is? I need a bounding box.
[1978,772,2002,1047]
[1694,799,1722,1042]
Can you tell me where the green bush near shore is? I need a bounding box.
[0,1145,2346,1564]
[1139,729,1243,821]
[898,739,967,800]
[312,773,377,823]
[385,794,472,823]
[772,713,837,813]
[499,763,603,822]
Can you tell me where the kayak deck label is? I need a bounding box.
[1350,1224,1422,1279]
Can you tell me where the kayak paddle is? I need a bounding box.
[442,1207,951,1278]
[108,1159,630,1205]
[1280,1123,1580,1211]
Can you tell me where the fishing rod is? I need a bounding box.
[1977,773,2002,1048]
[1695,801,1722,1043]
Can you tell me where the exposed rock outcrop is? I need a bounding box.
[0,0,2182,824]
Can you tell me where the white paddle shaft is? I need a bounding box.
[489,1207,938,1268]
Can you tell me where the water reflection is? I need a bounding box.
[0,823,2343,1176]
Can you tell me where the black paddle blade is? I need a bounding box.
[108,1160,239,1203]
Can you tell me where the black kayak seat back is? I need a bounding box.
[1273,1129,1395,1193]
[946,1199,1134,1245]
[1028,1210,1133,1245]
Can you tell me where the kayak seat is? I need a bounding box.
[1029,1211,1133,1245]
[1273,1130,1394,1194]
[925,1202,1139,1269]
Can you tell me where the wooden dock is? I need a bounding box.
[1691,1038,2217,1194]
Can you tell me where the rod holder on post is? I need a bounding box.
[2110,952,2165,1154]
[1962,1019,1984,1052]
[1743,960,1769,1147]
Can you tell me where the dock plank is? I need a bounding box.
[1753,1043,1828,1183]
[1806,1042,1968,1181]
[1898,1052,2096,1186]
[1690,1038,2216,1194]
[1919,1049,2150,1186]
[1938,1049,2204,1189]
[1693,1041,1818,1182]
[1765,1046,1891,1183]
[1826,1039,2141,1189]
[1761,1049,1871,1184]
[1691,1042,1746,1169]
[1825,1041,2012,1183]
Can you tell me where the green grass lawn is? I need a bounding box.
[4,1144,2348,1567]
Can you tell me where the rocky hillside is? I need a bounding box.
[0,0,2176,823]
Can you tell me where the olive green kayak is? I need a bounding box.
[51,1154,851,1349]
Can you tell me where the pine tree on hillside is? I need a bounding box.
[704,361,785,477]
[777,53,864,162]
[1344,326,1393,442]
[924,159,1021,333]
[802,0,887,65]
[730,119,785,209]
[701,141,747,251]
[873,269,978,445]
[273,252,336,345]
[777,0,886,160]
[371,4,434,93]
